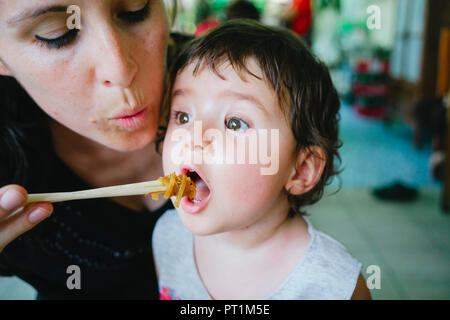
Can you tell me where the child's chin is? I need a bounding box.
[189,228,216,237]
[177,212,220,236]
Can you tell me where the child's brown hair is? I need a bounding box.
[159,19,342,215]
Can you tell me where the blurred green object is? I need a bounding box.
[251,0,266,12]
[209,0,265,21]
[373,47,391,60]
[315,0,340,11]
[195,0,214,24]
[211,0,228,14]
[340,20,366,35]
[355,73,387,84]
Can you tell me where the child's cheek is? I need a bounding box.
[162,133,178,175]
[213,163,276,211]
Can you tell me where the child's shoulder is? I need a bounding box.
[306,218,361,273]
[154,208,187,234]
[276,218,363,299]
[308,222,356,260]
[152,210,190,254]
[155,208,185,231]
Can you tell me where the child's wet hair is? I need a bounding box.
[159,19,342,215]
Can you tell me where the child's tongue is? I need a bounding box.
[192,178,210,201]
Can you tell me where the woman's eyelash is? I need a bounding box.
[35,29,79,49]
[118,0,151,23]
[34,1,150,50]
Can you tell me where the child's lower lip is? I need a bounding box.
[180,166,211,214]
[181,193,211,214]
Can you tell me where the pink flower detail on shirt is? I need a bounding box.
[159,286,180,300]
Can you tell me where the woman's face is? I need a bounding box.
[0,0,169,151]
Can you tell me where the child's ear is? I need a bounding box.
[0,59,12,76]
[285,146,326,196]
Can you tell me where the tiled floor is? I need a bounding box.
[308,187,450,300]
[309,106,450,299]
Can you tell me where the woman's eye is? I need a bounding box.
[175,112,191,125]
[118,0,150,23]
[225,118,249,131]
[35,28,79,49]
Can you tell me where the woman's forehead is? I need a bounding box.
[1,0,153,26]
[1,0,76,26]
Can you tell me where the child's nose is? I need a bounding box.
[186,136,215,161]
[191,138,213,151]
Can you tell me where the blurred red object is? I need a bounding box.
[194,18,220,36]
[355,59,390,74]
[355,61,370,74]
[352,83,388,96]
[289,0,312,37]
[354,104,386,118]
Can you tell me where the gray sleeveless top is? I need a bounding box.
[152,210,362,300]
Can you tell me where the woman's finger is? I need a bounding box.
[0,185,28,220]
[0,202,53,253]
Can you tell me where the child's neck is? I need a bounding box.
[196,199,299,250]
[193,199,311,300]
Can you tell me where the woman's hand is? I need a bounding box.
[0,185,53,253]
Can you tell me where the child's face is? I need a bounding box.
[162,58,297,235]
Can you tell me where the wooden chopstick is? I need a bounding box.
[25,180,166,205]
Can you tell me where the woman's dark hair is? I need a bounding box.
[0,76,53,190]
[0,75,55,275]
[160,19,342,215]
[226,0,260,21]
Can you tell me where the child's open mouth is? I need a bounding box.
[180,166,211,214]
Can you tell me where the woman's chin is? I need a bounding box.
[102,130,157,152]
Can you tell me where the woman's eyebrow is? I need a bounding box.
[7,5,68,27]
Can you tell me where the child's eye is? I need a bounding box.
[173,111,191,125]
[225,117,249,131]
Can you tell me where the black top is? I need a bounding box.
[0,154,172,299]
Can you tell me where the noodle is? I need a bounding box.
[145,172,196,208]
[175,174,187,208]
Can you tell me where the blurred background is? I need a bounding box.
[1,0,449,300]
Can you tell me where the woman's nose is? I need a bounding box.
[92,26,138,88]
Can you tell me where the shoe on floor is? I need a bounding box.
[372,182,419,202]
